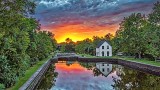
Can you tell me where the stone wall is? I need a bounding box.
[118,60,160,76]
[78,57,118,64]
[19,59,52,90]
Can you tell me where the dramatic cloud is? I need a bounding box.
[34,0,159,42]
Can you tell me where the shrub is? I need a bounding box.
[0,84,5,90]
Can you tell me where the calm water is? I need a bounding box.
[37,61,160,90]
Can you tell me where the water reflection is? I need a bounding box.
[36,64,58,89]
[37,61,160,90]
[66,61,75,66]
[96,63,112,77]
[112,66,160,90]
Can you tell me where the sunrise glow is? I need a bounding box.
[42,24,119,43]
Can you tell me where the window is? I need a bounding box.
[102,63,104,66]
[102,68,105,72]
[107,46,109,49]
[107,68,109,72]
[102,46,104,49]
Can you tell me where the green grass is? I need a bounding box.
[78,54,160,67]
[113,56,160,67]
[79,54,113,58]
[78,54,96,58]
[7,54,54,90]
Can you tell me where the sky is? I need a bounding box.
[34,0,159,43]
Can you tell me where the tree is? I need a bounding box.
[65,38,75,52]
[145,1,160,60]
[0,0,36,87]
[104,33,114,42]
[149,1,160,25]
[114,13,147,58]
[75,38,94,55]
[0,0,57,88]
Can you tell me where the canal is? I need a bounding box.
[36,59,160,90]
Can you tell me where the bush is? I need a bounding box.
[0,84,5,90]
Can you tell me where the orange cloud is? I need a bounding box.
[42,23,119,43]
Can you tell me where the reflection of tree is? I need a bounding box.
[36,64,58,89]
[112,67,160,90]
[66,61,75,66]
[79,62,96,70]
[93,68,102,76]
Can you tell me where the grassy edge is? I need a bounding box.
[78,54,160,67]
[113,56,160,67]
[78,54,96,58]
[7,53,54,90]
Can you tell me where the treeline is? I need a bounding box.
[112,1,160,59]
[58,33,113,55]
[0,0,56,88]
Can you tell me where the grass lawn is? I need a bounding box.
[7,54,54,90]
[113,56,160,67]
[79,54,96,58]
[78,54,160,67]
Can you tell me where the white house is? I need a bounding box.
[96,41,112,56]
[96,63,112,77]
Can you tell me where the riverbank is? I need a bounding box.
[113,56,160,67]
[7,53,54,90]
[77,54,160,76]
[78,54,160,67]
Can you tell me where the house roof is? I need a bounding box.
[96,41,110,48]
[95,67,112,77]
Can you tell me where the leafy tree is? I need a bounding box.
[0,0,57,88]
[114,13,147,58]
[149,1,160,25]
[112,2,160,60]
[92,36,103,47]
[65,38,75,52]
[145,1,160,60]
[75,38,94,55]
[104,33,114,42]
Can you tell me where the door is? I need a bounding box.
[107,51,109,56]
[102,51,104,56]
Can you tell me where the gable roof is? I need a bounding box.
[96,41,110,48]
[95,67,112,77]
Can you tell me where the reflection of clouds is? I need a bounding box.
[51,62,118,90]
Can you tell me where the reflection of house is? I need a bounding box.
[96,63,112,77]
[96,41,112,56]
[66,61,74,66]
